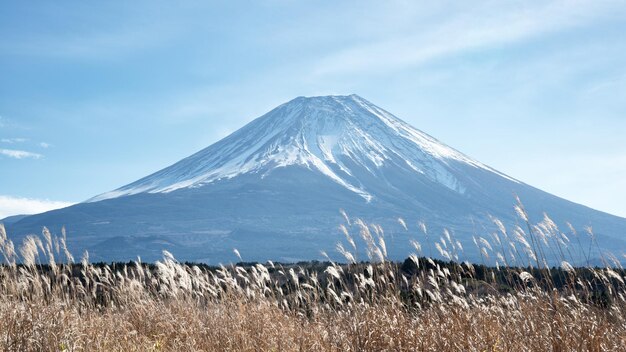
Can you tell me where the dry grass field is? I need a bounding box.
[1,206,626,351]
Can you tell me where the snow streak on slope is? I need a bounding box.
[90,95,519,202]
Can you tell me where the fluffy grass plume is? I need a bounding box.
[1,207,626,351]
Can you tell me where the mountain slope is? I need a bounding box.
[91,95,515,202]
[6,95,626,263]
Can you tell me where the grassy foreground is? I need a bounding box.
[1,215,626,351]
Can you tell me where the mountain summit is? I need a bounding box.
[7,95,626,263]
[92,95,514,202]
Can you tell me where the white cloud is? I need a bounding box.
[0,149,42,159]
[312,1,623,77]
[0,195,74,219]
[1,138,28,144]
[39,142,51,148]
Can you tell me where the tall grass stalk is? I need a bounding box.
[0,209,625,351]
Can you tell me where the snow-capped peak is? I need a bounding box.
[90,95,518,202]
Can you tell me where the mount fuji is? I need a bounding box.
[6,95,626,263]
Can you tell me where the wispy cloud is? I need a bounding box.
[0,195,74,219]
[0,11,180,61]
[312,1,623,77]
[39,142,51,148]
[0,115,23,130]
[1,138,28,144]
[586,73,626,94]
[0,149,43,159]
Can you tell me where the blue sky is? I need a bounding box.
[1,0,626,218]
